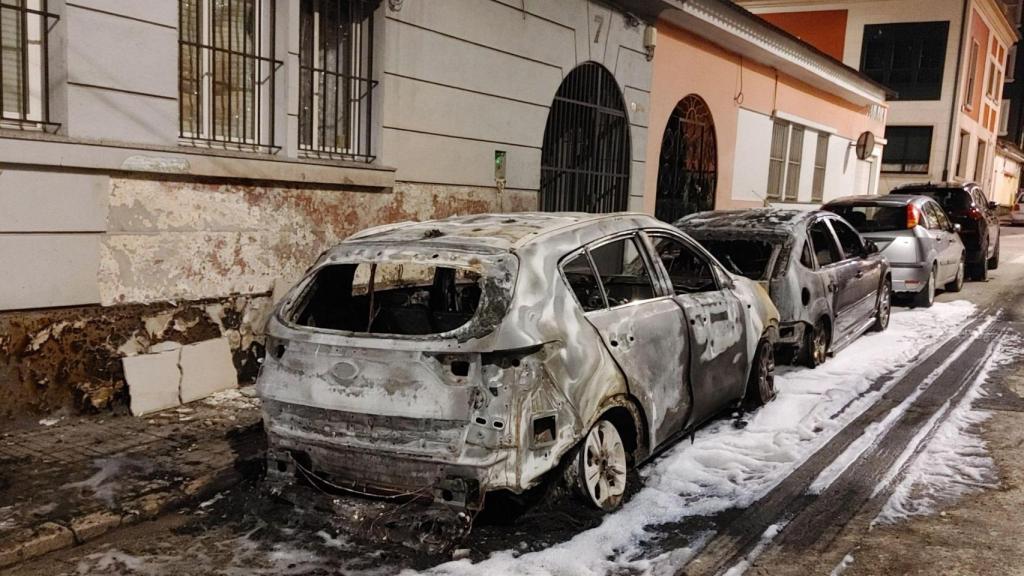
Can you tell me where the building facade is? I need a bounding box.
[0,0,887,418]
[641,0,888,221]
[740,0,1017,196]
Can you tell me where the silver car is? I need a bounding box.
[257,212,779,514]
[824,195,965,307]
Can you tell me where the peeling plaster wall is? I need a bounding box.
[99,177,536,305]
[2,175,536,418]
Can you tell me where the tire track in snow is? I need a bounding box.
[681,314,999,576]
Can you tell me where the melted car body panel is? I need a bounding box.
[257,213,779,508]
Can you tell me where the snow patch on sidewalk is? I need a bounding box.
[874,335,1019,525]
[409,302,977,576]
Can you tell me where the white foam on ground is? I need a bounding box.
[406,302,977,576]
[874,335,1018,525]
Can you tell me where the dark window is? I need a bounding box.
[809,221,840,266]
[298,0,376,162]
[648,235,719,293]
[690,236,777,281]
[826,204,909,232]
[905,187,972,212]
[293,263,485,335]
[923,202,945,230]
[881,126,932,173]
[540,62,631,213]
[655,95,718,222]
[563,252,606,312]
[0,0,56,126]
[588,237,656,307]
[179,0,280,150]
[861,22,949,100]
[799,241,814,269]
[830,220,864,259]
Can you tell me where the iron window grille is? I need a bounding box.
[0,0,58,129]
[179,0,281,151]
[298,0,377,162]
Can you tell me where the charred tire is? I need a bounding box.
[566,419,628,511]
[872,278,892,332]
[744,338,776,410]
[988,238,1000,270]
[945,258,965,293]
[800,317,830,368]
[912,265,936,308]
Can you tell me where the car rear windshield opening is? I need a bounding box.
[292,263,483,335]
[698,238,776,280]
[828,205,908,233]
[909,188,971,211]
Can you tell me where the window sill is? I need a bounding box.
[0,130,395,190]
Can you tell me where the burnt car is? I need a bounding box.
[823,195,964,307]
[676,209,891,367]
[890,182,1000,280]
[257,213,779,514]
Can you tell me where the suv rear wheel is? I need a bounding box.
[945,258,965,293]
[568,419,628,511]
[988,238,1000,270]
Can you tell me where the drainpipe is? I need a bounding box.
[943,0,970,181]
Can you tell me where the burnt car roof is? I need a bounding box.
[342,212,659,253]
[675,209,820,235]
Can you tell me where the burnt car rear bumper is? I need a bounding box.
[263,400,508,509]
[777,321,806,346]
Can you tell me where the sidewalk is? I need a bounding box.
[0,388,265,569]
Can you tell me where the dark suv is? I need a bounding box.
[890,182,1000,280]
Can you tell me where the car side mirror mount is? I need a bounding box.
[988,201,998,210]
[953,223,962,233]
[864,240,879,255]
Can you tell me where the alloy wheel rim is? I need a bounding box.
[583,421,627,509]
[927,270,935,304]
[814,322,828,364]
[957,262,964,288]
[879,284,891,327]
[759,343,775,400]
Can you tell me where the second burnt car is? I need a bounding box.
[257,213,778,515]
[675,209,891,367]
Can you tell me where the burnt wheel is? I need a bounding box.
[744,338,776,410]
[801,318,830,368]
[569,420,628,511]
[872,278,891,332]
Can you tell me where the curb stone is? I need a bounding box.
[0,457,254,569]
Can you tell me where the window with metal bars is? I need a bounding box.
[179,0,280,150]
[0,0,56,128]
[298,0,376,161]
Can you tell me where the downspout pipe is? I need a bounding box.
[943,0,970,181]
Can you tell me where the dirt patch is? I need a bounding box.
[0,295,270,421]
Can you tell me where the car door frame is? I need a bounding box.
[825,216,882,336]
[925,199,959,282]
[560,231,694,448]
[805,216,847,338]
[639,228,750,428]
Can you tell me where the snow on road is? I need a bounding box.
[874,332,1019,525]
[410,302,977,576]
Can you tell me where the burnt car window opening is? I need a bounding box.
[650,235,720,293]
[563,252,607,312]
[831,220,864,259]
[689,237,774,281]
[828,205,908,233]
[809,221,841,266]
[589,237,657,307]
[292,263,483,335]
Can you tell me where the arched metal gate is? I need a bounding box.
[539,62,631,213]
[655,95,718,222]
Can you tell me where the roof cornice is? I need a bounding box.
[650,0,889,106]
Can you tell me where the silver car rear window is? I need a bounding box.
[828,204,908,233]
